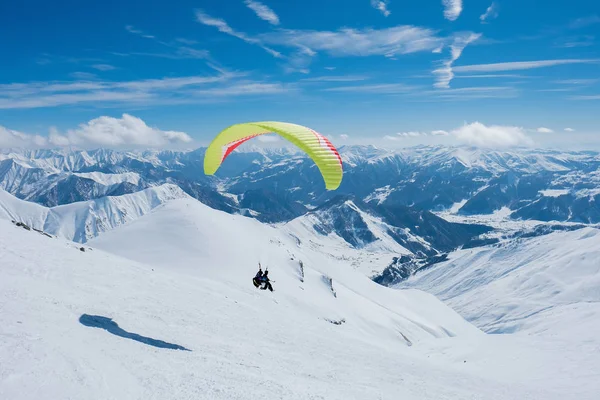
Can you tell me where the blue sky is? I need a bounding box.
[0,0,599,149]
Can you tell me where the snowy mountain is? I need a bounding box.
[398,227,600,341]
[0,184,188,242]
[3,145,600,225]
[284,195,491,260]
[3,198,599,399]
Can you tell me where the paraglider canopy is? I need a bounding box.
[203,121,343,190]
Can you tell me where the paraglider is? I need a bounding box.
[204,121,343,190]
[252,263,273,292]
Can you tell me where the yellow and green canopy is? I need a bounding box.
[204,121,343,190]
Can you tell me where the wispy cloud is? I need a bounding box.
[371,1,391,17]
[125,25,155,39]
[284,46,316,74]
[453,59,599,72]
[175,38,198,45]
[569,94,600,100]
[260,26,443,57]
[431,130,449,136]
[195,9,282,57]
[433,32,481,88]
[480,2,498,23]
[453,122,533,148]
[339,134,349,140]
[191,82,292,96]
[70,72,98,80]
[122,26,211,61]
[0,71,292,109]
[302,75,369,82]
[442,0,463,21]
[565,128,575,132]
[554,78,598,85]
[118,47,210,60]
[556,35,595,48]
[569,15,600,29]
[397,131,425,137]
[244,0,280,25]
[324,83,417,93]
[421,86,519,100]
[92,64,116,71]
[454,74,528,79]
[536,127,554,133]
[383,135,400,141]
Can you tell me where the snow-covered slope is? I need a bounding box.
[89,196,464,342]
[0,184,188,242]
[3,208,600,399]
[399,228,600,341]
[279,199,417,276]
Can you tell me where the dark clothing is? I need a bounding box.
[260,280,273,292]
[252,267,273,291]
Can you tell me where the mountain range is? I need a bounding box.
[2,145,600,225]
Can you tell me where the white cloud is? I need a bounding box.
[433,32,481,88]
[0,125,48,148]
[48,127,71,146]
[1,116,193,150]
[565,128,575,132]
[92,64,116,71]
[383,135,400,141]
[256,134,281,143]
[340,134,349,140]
[480,2,498,23]
[244,0,280,25]
[453,59,599,73]
[371,1,391,17]
[259,26,443,58]
[195,9,281,57]
[452,122,533,148]
[51,114,192,149]
[431,130,449,136]
[397,131,423,137]
[442,0,462,21]
[536,127,554,133]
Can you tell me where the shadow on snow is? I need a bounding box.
[79,314,190,351]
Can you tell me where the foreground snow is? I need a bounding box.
[2,201,599,398]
